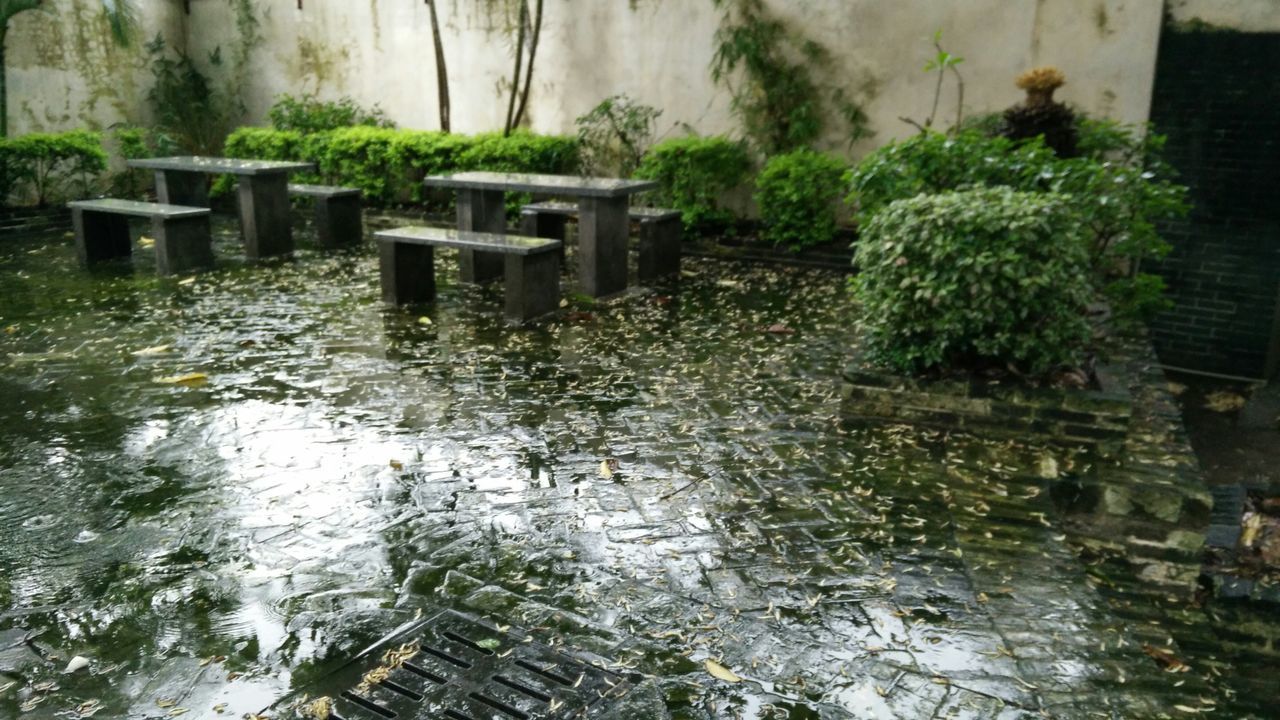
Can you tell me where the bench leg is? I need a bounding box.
[638,216,682,282]
[73,209,132,266]
[380,241,435,305]
[520,209,568,264]
[505,252,560,323]
[315,194,363,248]
[456,188,505,283]
[153,215,214,276]
[578,196,629,298]
[154,170,208,207]
[238,172,293,259]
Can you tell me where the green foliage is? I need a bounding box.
[145,35,236,155]
[847,127,1189,320]
[754,149,847,251]
[575,95,662,177]
[0,130,107,207]
[847,130,1055,223]
[854,188,1093,374]
[218,126,578,210]
[106,126,176,199]
[710,0,870,154]
[635,135,752,229]
[267,93,394,134]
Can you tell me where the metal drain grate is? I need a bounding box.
[311,610,630,720]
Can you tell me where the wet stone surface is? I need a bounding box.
[0,218,1276,719]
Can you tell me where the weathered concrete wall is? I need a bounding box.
[5,0,184,135]
[179,0,1170,155]
[1168,0,1280,32]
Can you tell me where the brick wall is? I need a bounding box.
[1148,26,1280,379]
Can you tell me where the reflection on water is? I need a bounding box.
[0,223,1276,719]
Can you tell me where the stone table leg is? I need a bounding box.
[638,216,682,282]
[504,251,560,323]
[238,172,293,259]
[154,170,208,207]
[578,196,629,298]
[73,209,132,266]
[316,194,363,248]
[379,241,435,305]
[153,215,214,276]
[520,208,569,264]
[456,188,506,283]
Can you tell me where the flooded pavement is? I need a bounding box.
[0,219,1277,719]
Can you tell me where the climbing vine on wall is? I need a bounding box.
[710,0,870,155]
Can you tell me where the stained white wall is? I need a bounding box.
[6,0,1280,156]
[5,0,184,135]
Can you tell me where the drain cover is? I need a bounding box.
[294,610,631,720]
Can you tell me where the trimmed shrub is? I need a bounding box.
[267,93,393,134]
[853,187,1093,375]
[754,149,847,251]
[634,135,752,230]
[0,131,108,207]
[847,127,1188,321]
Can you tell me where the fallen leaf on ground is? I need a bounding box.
[132,345,171,356]
[389,460,404,470]
[1166,382,1187,396]
[1204,391,1246,413]
[63,655,91,673]
[705,659,742,683]
[417,316,432,325]
[764,324,795,335]
[154,373,208,386]
[598,459,618,478]
[176,277,196,286]
[1240,512,1263,548]
[1142,644,1189,672]
[139,236,156,248]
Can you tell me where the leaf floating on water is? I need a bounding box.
[389,460,404,470]
[598,458,619,478]
[764,324,795,335]
[139,236,156,248]
[132,344,172,357]
[417,316,433,326]
[63,655,91,673]
[176,277,196,286]
[156,698,178,708]
[1141,644,1189,672]
[73,699,103,718]
[301,696,332,720]
[154,372,208,386]
[476,638,501,650]
[705,659,742,683]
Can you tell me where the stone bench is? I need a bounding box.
[375,226,562,322]
[67,198,213,276]
[288,183,363,248]
[520,201,682,282]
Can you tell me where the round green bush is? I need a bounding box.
[754,149,847,251]
[853,187,1093,375]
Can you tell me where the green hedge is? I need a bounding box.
[0,131,108,207]
[217,127,578,207]
[754,149,847,251]
[634,136,752,229]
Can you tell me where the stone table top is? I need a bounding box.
[127,156,316,176]
[68,198,210,219]
[424,171,658,198]
[375,226,561,256]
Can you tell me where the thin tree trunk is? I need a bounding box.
[1,26,8,138]
[503,1,528,136]
[511,0,542,131]
[426,0,450,133]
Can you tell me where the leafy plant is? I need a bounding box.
[847,126,1189,320]
[267,93,393,134]
[754,149,847,251]
[853,187,1093,374]
[0,130,107,206]
[1000,66,1078,158]
[106,125,176,199]
[145,35,236,155]
[902,30,965,133]
[575,95,662,177]
[710,0,869,154]
[634,135,752,229]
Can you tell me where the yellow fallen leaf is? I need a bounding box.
[139,236,156,248]
[156,698,177,708]
[598,460,613,478]
[417,316,433,325]
[177,277,196,286]
[3,325,16,335]
[705,659,742,683]
[1240,513,1264,548]
[154,372,208,386]
[132,345,172,357]
[1205,391,1246,413]
[389,460,404,470]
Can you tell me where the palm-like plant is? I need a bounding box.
[0,0,137,136]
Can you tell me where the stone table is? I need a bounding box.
[128,156,315,259]
[423,171,658,298]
